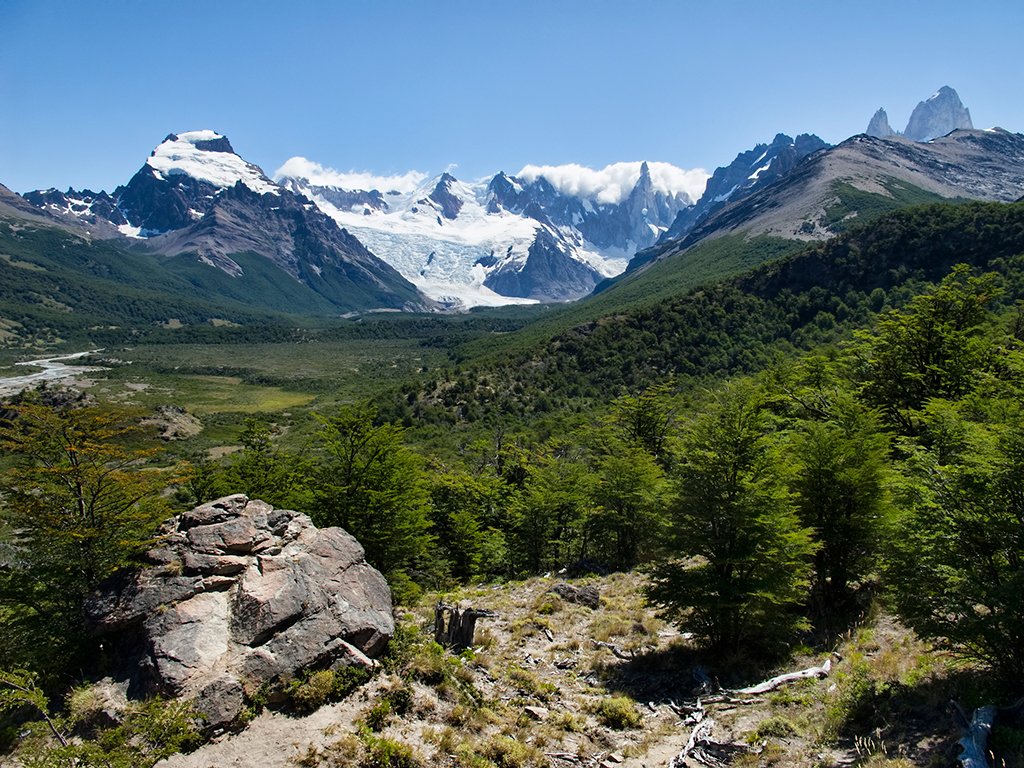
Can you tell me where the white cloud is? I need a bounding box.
[516,161,710,205]
[273,157,427,194]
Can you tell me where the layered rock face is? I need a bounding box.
[86,495,393,727]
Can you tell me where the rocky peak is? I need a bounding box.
[486,171,524,212]
[866,108,895,138]
[429,172,463,220]
[904,86,973,142]
[155,131,235,155]
[85,494,394,728]
[638,160,652,185]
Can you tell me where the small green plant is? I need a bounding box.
[362,733,423,768]
[365,700,393,732]
[593,696,642,730]
[287,666,373,713]
[0,678,202,768]
[747,715,797,743]
[479,734,543,768]
[506,666,556,702]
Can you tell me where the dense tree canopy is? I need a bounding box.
[0,401,172,673]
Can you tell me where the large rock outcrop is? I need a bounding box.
[904,86,973,142]
[86,495,393,728]
[866,108,895,138]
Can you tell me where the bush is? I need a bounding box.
[362,734,422,768]
[593,696,642,730]
[287,666,373,713]
[747,715,796,742]
[478,735,540,768]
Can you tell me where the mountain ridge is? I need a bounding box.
[19,131,436,314]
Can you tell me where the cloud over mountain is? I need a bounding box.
[274,157,428,195]
[516,161,709,205]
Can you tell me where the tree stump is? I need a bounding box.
[434,602,495,650]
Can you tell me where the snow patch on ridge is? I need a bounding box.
[517,161,709,205]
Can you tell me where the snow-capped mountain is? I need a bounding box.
[22,131,434,313]
[276,158,705,306]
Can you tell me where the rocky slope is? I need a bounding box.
[155,573,972,768]
[633,128,1024,276]
[659,133,829,244]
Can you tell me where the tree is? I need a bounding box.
[224,418,306,509]
[855,266,1001,432]
[428,467,509,581]
[0,402,172,673]
[646,383,816,654]
[310,404,434,590]
[886,421,1024,677]
[510,446,594,575]
[588,438,668,570]
[610,382,679,469]
[788,405,889,623]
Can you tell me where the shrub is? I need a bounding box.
[479,735,541,768]
[287,666,373,713]
[593,696,642,729]
[747,715,797,742]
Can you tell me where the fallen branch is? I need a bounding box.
[545,753,580,763]
[670,703,714,768]
[956,703,997,768]
[700,694,758,706]
[668,699,750,767]
[734,658,832,695]
[592,640,635,660]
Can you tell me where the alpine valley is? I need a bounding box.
[6,77,1024,768]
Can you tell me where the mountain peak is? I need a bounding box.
[145,131,276,196]
[903,86,973,141]
[429,172,463,219]
[866,108,895,138]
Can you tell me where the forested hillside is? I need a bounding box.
[397,201,1024,430]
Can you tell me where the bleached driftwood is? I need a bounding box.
[670,702,715,768]
[666,660,835,765]
[734,658,832,695]
[956,704,997,768]
[668,700,746,767]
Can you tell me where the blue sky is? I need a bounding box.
[2,0,1021,193]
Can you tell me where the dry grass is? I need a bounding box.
[278,575,979,768]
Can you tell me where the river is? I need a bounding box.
[0,350,107,398]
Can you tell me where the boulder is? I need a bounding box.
[548,582,600,609]
[86,495,394,728]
